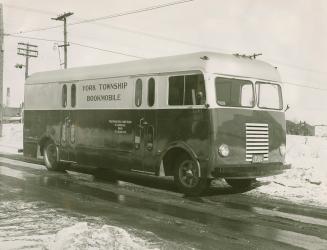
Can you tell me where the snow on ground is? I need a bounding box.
[0,199,159,250]
[250,135,327,207]
[49,222,154,250]
[0,123,326,207]
[0,123,23,154]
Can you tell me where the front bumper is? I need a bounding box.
[211,163,291,179]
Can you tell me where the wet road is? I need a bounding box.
[0,155,327,250]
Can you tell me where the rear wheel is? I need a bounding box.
[174,156,208,196]
[43,141,61,171]
[225,178,256,189]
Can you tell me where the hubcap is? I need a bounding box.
[178,160,199,188]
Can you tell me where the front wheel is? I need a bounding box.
[43,141,61,171]
[225,178,256,189]
[174,156,208,196]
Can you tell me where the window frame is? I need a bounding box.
[215,77,255,108]
[256,81,283,111]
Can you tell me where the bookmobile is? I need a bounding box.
[24,52,290,195]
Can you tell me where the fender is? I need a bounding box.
[159,141,202,177]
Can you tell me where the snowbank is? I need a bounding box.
[0,200,158,250]
[48,222,155,250]
[250,135,327,207]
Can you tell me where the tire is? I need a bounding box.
[43,141,61,171]
[173,155,208,196]
[225,178,256,189]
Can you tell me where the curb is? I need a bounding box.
[0,152,44,165]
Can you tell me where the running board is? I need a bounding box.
[131,169,156,175]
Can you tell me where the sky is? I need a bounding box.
[1,0,327,124]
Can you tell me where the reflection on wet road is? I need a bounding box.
[1,157,327,250]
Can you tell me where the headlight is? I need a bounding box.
[279,144,286,156]
[218,144,230,157]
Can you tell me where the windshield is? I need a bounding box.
[256,82,283,110]
[215,77,254,107]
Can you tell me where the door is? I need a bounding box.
[60,83,77,163]
[133,77,157,174]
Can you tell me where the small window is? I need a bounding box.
[168,74,205,106]
[135,79,142,107]
[71,84,76,108]
[62,84,67,107]
[148,78,155,107]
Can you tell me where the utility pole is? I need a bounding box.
[0,3,4,136]
[17,43,38,79]
[52,12,73,69]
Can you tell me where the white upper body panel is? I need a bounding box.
[26,52,281,85]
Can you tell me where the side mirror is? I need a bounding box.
[285,104,290,112]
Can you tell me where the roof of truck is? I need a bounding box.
[26,51,281,84]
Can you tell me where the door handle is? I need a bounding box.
[139,118,148,128]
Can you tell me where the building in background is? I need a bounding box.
[286,120,315,136]
[3,106,21,123]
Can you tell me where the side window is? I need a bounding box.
[168,74,205,106]
[71,84,76,108]
[62,84,67,108]
[135,79,142,107]
[168,76,184,105]
[148,78,155,107]
[185,74,206,105]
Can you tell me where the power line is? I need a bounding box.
[6,35,327,91]
[4,2,214,52]
[283,81,327,91]
[6,34,327,90]
[5,33,143,59]
[72,21,327,76]
[69,0,195,26]
[5,1,327,77]
[5,33,63,43]
[71,42,145,59]
[81,23,327,76]
[87,21,232,52]
[265,57,327,75]
[7,34,327,91]
[8,0,194,35]
[9,29,327,76]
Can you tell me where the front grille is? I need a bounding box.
[245,123,269,162]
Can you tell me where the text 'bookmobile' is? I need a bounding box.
[24,52,291,195]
